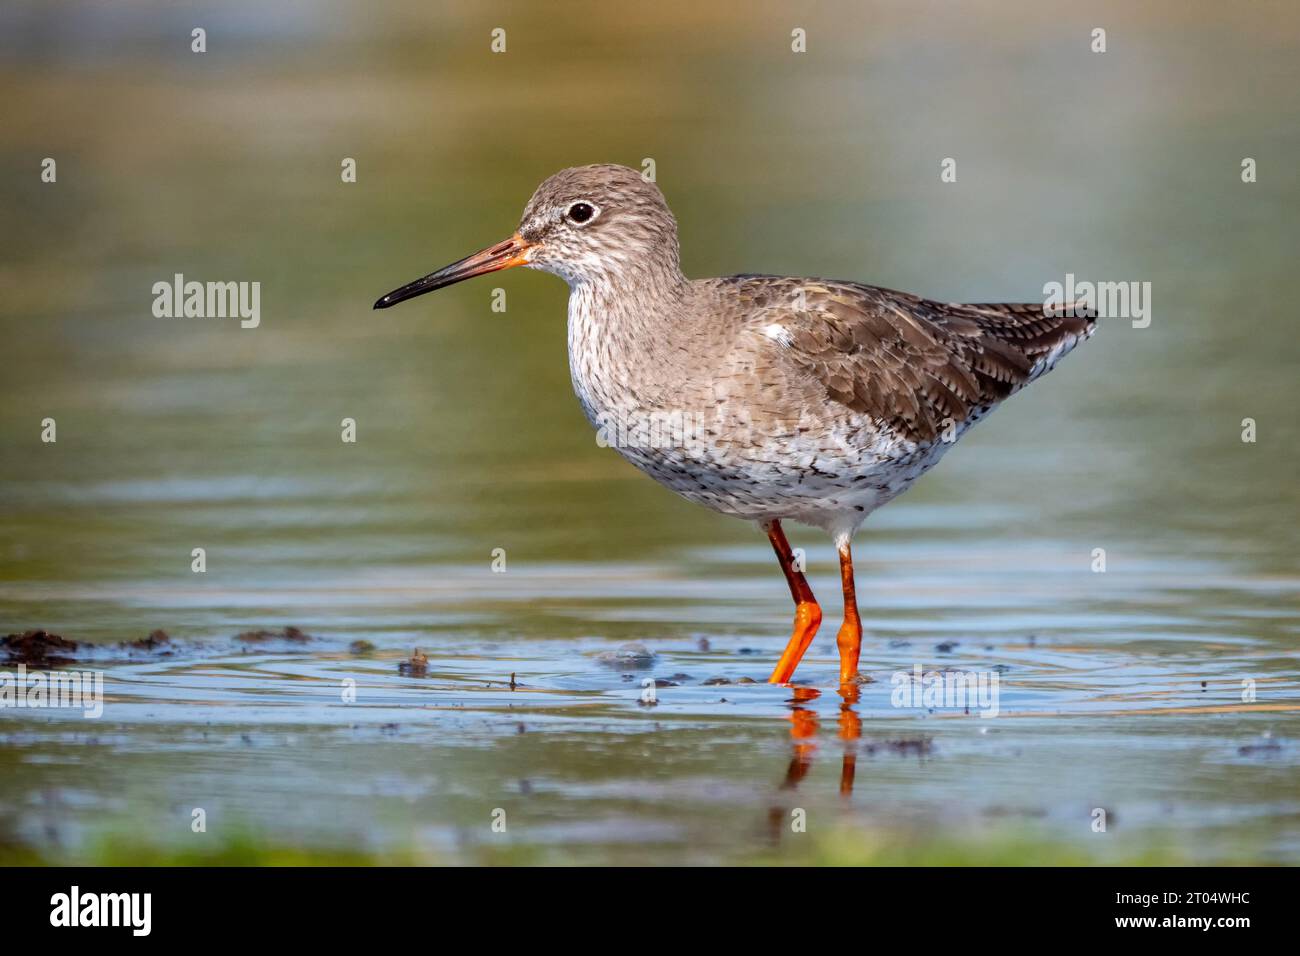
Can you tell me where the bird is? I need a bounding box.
[374,164,1094,687]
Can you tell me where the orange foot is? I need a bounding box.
[762,519,822,684]
[769,600,822,683]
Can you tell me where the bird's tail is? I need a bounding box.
[959,300,1097,383]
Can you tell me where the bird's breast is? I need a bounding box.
[565,285,655,429]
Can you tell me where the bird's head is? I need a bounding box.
[373,164,682,310]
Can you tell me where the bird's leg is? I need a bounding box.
[836,539,862,685]
[764,519,822,684]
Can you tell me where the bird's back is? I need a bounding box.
[697,275,1096,446]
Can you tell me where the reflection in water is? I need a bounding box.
[767,683,865,842]
[838,685,862,796]
[780,686,821,790]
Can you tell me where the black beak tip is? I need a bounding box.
[373,295,393,310]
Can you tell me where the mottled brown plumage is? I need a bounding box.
[715,277,1094,443]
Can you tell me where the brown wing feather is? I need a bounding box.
[728,277,1095,443]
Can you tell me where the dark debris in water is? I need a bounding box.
[862,737,934,758]
[1238,740,1283,756]
[4,627,185,666]
[348,640,376,655]
[6,623,340,668]
[123,630,172,652]
[235,626,313,644]
[398,649,428,676]
[2,630,79,666]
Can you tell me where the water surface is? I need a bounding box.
[1,0,1298,864]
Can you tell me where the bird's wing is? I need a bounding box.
[726,276,1095,443]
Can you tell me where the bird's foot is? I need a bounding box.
[768,600,822,683]
[836,614,862,685]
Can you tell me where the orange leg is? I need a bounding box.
[764,519,823,684]
[836,540,862,685]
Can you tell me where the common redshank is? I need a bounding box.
[374,164,1094,686]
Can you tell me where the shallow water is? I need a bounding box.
[2,1,1299,864]
[3,533,1297,864]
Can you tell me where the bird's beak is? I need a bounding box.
[373,233,533,309]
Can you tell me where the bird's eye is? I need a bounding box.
[567,202,596,224]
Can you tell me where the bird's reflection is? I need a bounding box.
[837,684,861,795]
[766,682,863,842]
[778,686,821,790]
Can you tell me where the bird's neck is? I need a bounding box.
[565,268,692,422]
[570,260,690,343]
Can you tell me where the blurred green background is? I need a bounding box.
[2,0,1297,589]
[0,1,1297,865]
